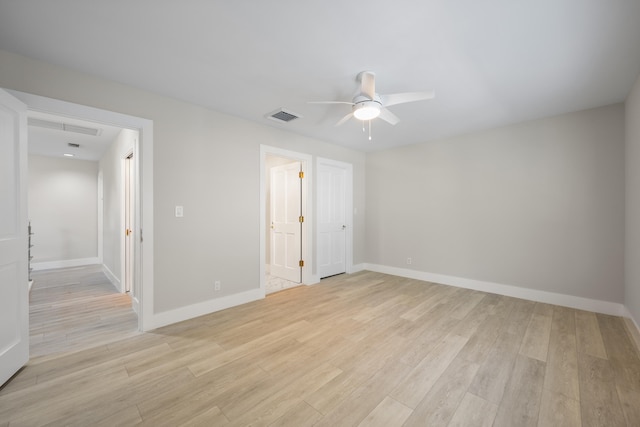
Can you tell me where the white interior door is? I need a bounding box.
[0,89,29,386]
[318,162,347,278]
[270,162,302,283]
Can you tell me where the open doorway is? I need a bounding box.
[9,88,154,335]
[267,157,302,293]
[26,113,140,356]
[260,146,313,295]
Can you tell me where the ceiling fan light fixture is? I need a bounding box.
[353,101,381,121]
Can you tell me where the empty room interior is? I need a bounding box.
[1,1,640,426]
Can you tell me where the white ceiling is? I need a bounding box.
[1,1,639,152]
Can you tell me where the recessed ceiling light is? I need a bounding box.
[63,153,75,157]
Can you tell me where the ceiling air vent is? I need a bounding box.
[68,143,80,148]
[28,117,103,136]
[267,109,301,123]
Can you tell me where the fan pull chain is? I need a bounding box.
[369,120,372,141]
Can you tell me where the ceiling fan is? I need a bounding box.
[310,71,435,136]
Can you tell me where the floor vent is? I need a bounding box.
[28,117,103,136]
[267,109,301,123]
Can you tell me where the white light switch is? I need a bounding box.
[175,206,184,217]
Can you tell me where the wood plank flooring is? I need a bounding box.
[2,270,640,426]
[29,265,138,357]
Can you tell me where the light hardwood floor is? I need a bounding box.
[2,270,640,426]
[28,265,139,358]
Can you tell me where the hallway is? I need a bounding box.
[29,265,138,358]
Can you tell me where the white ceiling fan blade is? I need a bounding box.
[382,91,435,107]
[335,112,354,126]
[308,101,354,105]
[378,108,399,125]
[359,71,376,100]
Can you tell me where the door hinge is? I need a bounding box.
[299,260,304,267]
[299,171,304,179]
[299,215,304,223]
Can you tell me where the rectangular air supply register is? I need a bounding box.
[267,109,301,123]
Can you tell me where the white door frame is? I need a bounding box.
[8,89,155,332]
[122,150,138,313]
[317,157,354,275]
[260,145,315,294]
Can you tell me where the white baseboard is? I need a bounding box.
[151,288,264,330]
[32,257,100,271]
[623,307,640,353]
[350,263,366,274]
[131,295,140,316]
[364,263,626,317]
[102,264,121,292]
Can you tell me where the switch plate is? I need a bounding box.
[175,206,184,217]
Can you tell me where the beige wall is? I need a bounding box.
[0,49,366,314]
[366,104,625,303]
[626,73,640,323]
[5,47,634,322]
[28,155,98,263]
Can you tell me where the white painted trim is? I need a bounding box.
[102,263,121,292]
[364,263,627,317]
[10,90,155,332]
[151,289,264,330]
[260,145,314,294]
[626,307,640,331]
[623,307,640,352]
[121,147,135,296]
[97,169,103,264]
[316,157,354,277]
[32,257,100,271]
[351,263,366,273]
[131,295,140,316]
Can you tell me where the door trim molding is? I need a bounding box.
[260,145,316,294]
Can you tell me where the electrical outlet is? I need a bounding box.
[214,280,221,291]
[407,257,412,265]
